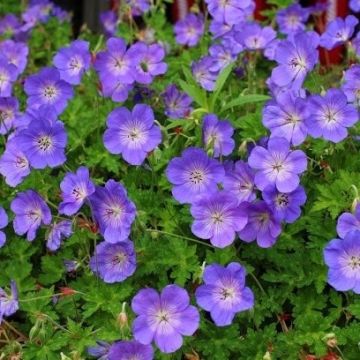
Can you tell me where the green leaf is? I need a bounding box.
[209,63,234,110]
[220,94,270,113]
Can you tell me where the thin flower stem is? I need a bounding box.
[146,229,215,249]
[2,320,28,340]
[248,272,267,296]
[19,291,84,302]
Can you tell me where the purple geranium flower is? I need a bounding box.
[88,340,111,360]
[320,15,358,50]
[108,340,153,360]
[131,42,167,84]
[104,104,162,166]
[166,147,225,204]
[24,67,73,114]
[190,191,248,248]
[131,285,200,353]
[59,166,95,216]
[174,13,204,47]
[53,40,91,85]
[209,20,233,39]
[14,108,67,169]
[163,84,192,119]
[342,65,360,106]
[0,138,30,187]
[324,230,360,293]
[195,263,254,326]
[0,40,29,77]
[306,89,358,143]
[101,79,133,103]
[89,180,136,243]
[90,240,136,283]
[0,58,17,97]
[223,160,256,205]
[11,190,52,241]
[276,3,310,35]
[126,0,151,16]
[52,5,70,22]
[95,37,140,85]
[0,97,19,135]
[0,280,19,323]
[271,32,319,90]
[239,22,276,51]
[192,56,218,91]
[350,0,360,12]
[208,44,237,72]
[46,220,73,251]
[248,137,307,193]
[0,14,21,37]
[202,114,235,157]
[0,207,8,248]
[336,204,360,239]
[238,201,282,248]
[100,11,118,37]
[262,185,306,223]
[263,91,308,146]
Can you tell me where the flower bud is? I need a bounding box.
[117,302,128,329]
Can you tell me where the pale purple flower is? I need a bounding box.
[90,240,136,283]
[350,0,360,12]
[132,285,200,353]
[276,3,310,35]
[239,23,276,51]
[0,281,18,323]
[320,15,358,50]
[0,207,8,248]
[324,230,360,293]
[11,190,52,241]
[0,58,17,97]
[59,166,95,216]
[336,204,360,239]
[0,40,29,77]
[238,201,281,248]
[0,97,19,135]
[248,137,307,193]
[108,340,153,360]
[209,20,232,39]
[88,340,111,360]
[24,67,74,114]
[262,91,308,146]
[223,160,256,205]
[89,180,136,243]
[101,80,133,103]
[195,263,254,326]
[342,65,360,105]
[192,56,218,91]
[166,147,225,204]
[46,220,73,251]
[53,40,91,85]
[264,39,281,61]
[104,104,162,166]
[126,0,151,16]
[262,185,306,223]
[202,114,235,157]
[306,89,358,143]
[100,11,118,37]
[174,14,204,47]
[52,5,70,22]
[0,14,21,37]
[0,138,30,187]
[190,191,248,248]
[163,84,192,119]
[208,44,237,72]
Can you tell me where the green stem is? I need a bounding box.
[248,272,266,296]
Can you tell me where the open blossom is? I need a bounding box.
[192,56,218,91]
[190,191,248,248]
[320,15,358,50]
[53,40,91,85]
[262,91,308,146]
[163,84,192,119]
[174,13,204,47]
[131,42,167,84]
[208,44,237,72]
[46,220,73,251]
[14,108,67,169]
[324,230,360,294]
[104,104,162,166]
[101,80,133,103]
[248,137,307,193]
[166,147,225,204]
[24,67,73,114]
[336,204,360,239]
[0,280,19,323]
[89,180,136,243]
[0,97,19,135]
[306,89,358,143]
[108,340,153,360]
[59,166,95,216]
[209,20,232,39]
[238,201,281,248]
[0,14,21,37]
[90,240,136,283]
[0,40,29,77]
[0,138,30,187]
[223,160,256,205]
[271,32,319,90]
[195,263,254,326]
[262,185,306,223]
[100,11,117,37]
[342,65,360,106]
[0,58,17,97]
[132,285,200,353]
[0,207,8,248]
[276,3,309,35]
[11,190,52,241]
[239,23,276,51]
[202,114,235,157]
